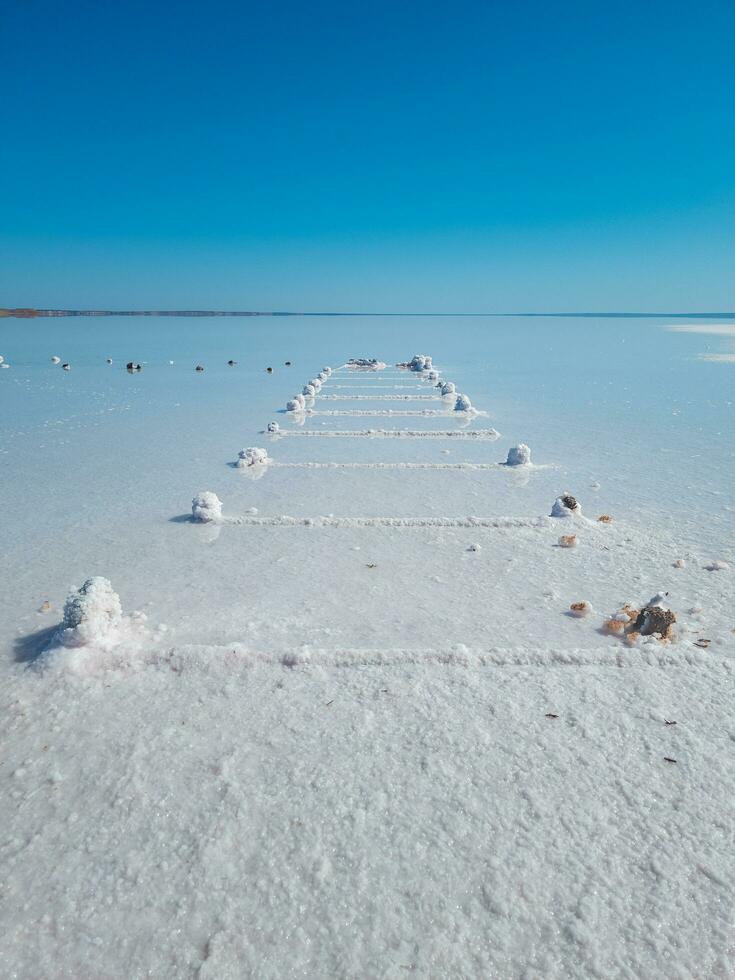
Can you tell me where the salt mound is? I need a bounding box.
[427,370,439,381]
[506,444,531,466]
[347,358,386,369]
[51,356,61,364]
[60,577,122,648]
[267,421,280,433]
[192,491,223,523]
[302,384,317,397]
[321,366,332,376]
[287,393,306,411]
[237,447,270,468]
[440,381,456,396]
[454,393,473,412]
[551,494,581,517]
[409,354,432,372]
[308,378,323,391]
[0,355,4,364]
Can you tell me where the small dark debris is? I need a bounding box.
[694,638,711,648]
[326,700,334,706]
[195,365,205,372]
[664,757,677,764]
[545,713,559,719]
[664,720,677,726]
[560,494,578,511]
[126,362,142,373]
[227,359,237,366]
[366,563,377,568]
[266,367,273,373]
[285,361,292,366]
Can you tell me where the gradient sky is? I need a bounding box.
[2,0,735,310]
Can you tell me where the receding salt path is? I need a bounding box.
[221,514,548,528]
[272,428,501,439]
[319,394,443,400]
[308,409,486,416]
[267,461,544,470]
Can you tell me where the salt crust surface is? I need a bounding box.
[2,337,734,978]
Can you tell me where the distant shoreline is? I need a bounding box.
[1,308,734,319]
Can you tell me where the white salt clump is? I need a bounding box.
[60,577,122,648]
[237,447,270,468]
[347,358,385,369]
[551,494,581,517]
[673,558,686,569]
[427,370,439,381]
[302,384,317,397]
[506,444,531,466]
[407,353,432,371]
[287,393,306,411]
[321,366,332,376]
[192,491,223,523]
[308,378,322,391]
[467,543,481,552]
[440,381,456,396]
[0,362,9,369]
[705,560,728,571]
[317,371,328,381]
[51,356,61,364]
[454,393,472,412]
[0,355,4,364]
[267,421,280,433]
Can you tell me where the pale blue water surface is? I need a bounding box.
[1,315,733,659]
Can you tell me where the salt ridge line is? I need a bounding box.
[162,643,721,671]
[220,515,550,528]
[309,409,487,417]
[270,429,502,439]
[319,394,443,401]
[267,461,551,470]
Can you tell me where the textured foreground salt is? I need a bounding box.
[1,318,734,978]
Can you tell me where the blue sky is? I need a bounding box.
[2,0,734,310]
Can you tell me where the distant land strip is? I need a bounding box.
[2,308,735,319]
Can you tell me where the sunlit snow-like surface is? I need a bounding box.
[1,316,733,977]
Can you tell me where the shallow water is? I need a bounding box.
[1,315,733,661]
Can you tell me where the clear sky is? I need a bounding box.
[2,0,734,311]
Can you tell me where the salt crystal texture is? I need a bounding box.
[60,577,122,647]
[192,491,223,523]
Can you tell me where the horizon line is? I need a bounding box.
[2,308,735,320]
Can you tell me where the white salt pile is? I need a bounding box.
[505,444,532,466]
[405,353,432,371]
[551,494,581,517]
[267,421,280,433]
[286,394,306,411]
[308,378,323,391]
[454,393,473,412]
[440,381,456,396]
[347,358,386,369]
[705,560,729,571]
[302,384,317,398]
[192,491,223,523]
[0,355,4,364]
[236,447,270,468]
[427,370,439,381]
[321,366,332,376]
[62,363,71,371]
[59,577,122,648]
[0,362,9,369]
[51,356,61,364]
